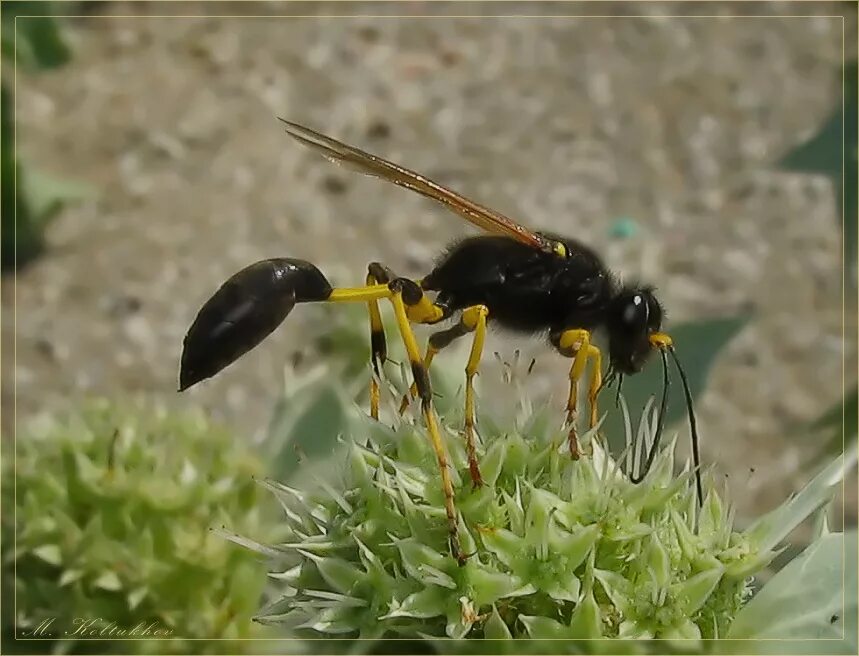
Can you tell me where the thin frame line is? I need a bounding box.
[8,9,854,647]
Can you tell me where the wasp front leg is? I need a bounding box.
[552,328,603,459]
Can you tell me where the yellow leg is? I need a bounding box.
[555,328,603,458]
[365,264,393,421]
[325,278,464,563]
[389,288,464,564]
[327,284,391,303]
[401,306,488,488]
[331,276,445,419]
[462,305,488,488]
[586,347,602,428]
[399,343,438,415]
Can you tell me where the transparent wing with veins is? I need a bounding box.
[279,119,554,253]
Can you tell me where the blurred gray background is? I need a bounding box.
[4,1,856,519]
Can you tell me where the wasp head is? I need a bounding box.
[606,286,664,374]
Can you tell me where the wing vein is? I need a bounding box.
[279,118,552,253]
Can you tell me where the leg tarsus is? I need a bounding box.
[461,305,488,488]
[365,263,394,420]
[567,424,582,460]
[399,342,438,415]
[554,328,603,458]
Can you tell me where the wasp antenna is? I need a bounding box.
[669,346,704,507]
[629,349,670,485]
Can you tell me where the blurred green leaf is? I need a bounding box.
[1,1,71,70]
[0,4,80,271]
[0,0,83,271]
[23,167,94,220]
[266,381,352,483]
[779,60,857,275]
[805,386,858,464]
[0,82,40,270]
[746,450,856,553]
[601,314,749,453]
[721,531,857,652]
[0,82,50,270]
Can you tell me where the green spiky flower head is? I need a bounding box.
[3,399,282,654]
[237,392,776,647]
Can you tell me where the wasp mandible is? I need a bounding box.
[179,119,704,564]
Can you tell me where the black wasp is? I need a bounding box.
[179,119,703,564]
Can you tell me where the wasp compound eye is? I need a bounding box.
[179,258,332,391]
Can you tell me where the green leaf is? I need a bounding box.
[568,589,603,638]
[467,564,526,607]
[1,75,91,271]
[31,544,61,566]
[395,538,456,588]
[547,523,599,579]
[518,615,569,639]
[778,60,857,274]
[22,166,94,222]
[127,587,148,610]
[594,569,634,615]
[746,450,856,552]
[483,605,512,639]
[93,570,122,591]
[315,557,364,596]
[645,533,671,589]
[779,93,849,178]
[296,605,361,634]
[672,566,724,616]
[722,531,857,652]
[267,383,351,482]
[382,586,448,619]
[806,386,858,464]
[1,2,72,70]
[601,315,749,453]
[58,569,83,586]
[1,82,40,270]
[478,527,523,569]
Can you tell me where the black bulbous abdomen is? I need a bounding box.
[179,258,332,391]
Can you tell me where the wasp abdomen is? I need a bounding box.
[179,258,332,391]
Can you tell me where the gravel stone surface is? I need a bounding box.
[4,1,856,519]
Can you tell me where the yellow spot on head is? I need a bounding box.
[553,242,568,258]
[649,332,673,349]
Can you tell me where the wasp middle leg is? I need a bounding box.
[552,328,603,459]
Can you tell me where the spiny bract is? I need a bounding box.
[244,395,775,644]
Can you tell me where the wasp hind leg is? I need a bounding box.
[553,329,603,459]
[402,306,488,489]
[327,277,465,564]
[387,280,466,564]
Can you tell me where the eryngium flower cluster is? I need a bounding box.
[4,400,276,653]
[248,405,774,643]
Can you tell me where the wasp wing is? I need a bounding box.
[279,119,553,253]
